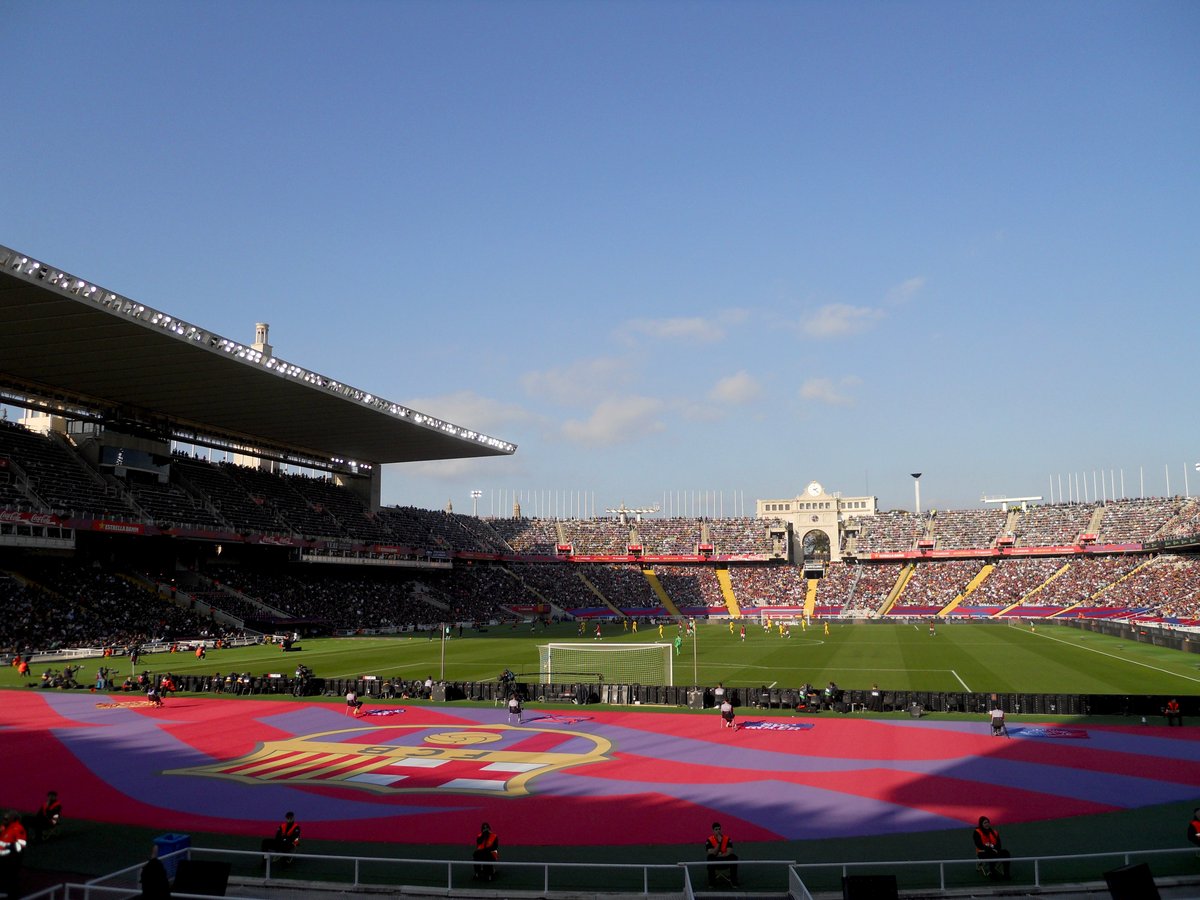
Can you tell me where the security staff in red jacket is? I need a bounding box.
[1166,698,1183,726]
[473,822,499,880]
[1187,808,1200,848]
[0,809,28,898]
[973,816,1011,879]
[704,822,739,887]
[29,791,62,842]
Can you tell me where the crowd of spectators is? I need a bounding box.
[728,565,808,609]
[635,519,703,555]
[1109,554,1200,615]
[967,558,1065,607]
[928,508,1007,550]
[850,511,927,553]
[0,560,230,657]
[1096,498,1186,544]
[487,518,560,555]
[1011,504,1095,547]
[816,562,904,613]
[708,517,782,555]
[1153,499,1200,543]
[506,562,596,610]
[560,519,631,555]
[578,564,658,611]
[892,560,983,609]
[206,566,447,630]
[653,564,724,608]
[1014,555,1143,609]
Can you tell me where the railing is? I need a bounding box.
[790,846,1200,896]
[24,844,1200,899]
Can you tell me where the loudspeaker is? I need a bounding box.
[687,690,705,710]
[431,683,447,702]
[173,859,231,896]
[1103,862,1160,900]
[842,874,898,900]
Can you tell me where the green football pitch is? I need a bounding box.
[8,620,1200,696]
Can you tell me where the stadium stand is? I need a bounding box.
[851,510,927,552]
[728,564,807,609]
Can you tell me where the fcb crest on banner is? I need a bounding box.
[166,723,612,797]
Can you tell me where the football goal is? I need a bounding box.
[538,643,674,686]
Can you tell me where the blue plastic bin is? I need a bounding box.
[152,832,191,879]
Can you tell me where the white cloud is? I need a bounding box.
[799,376,861,406]
[622,315,724,343]
[886,276,926,305]
[619,309,747,345]
[562,396,666,446]
[708,370,762,404]
[803,303,883,338]
[520,357,634,406]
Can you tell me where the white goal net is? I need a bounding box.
[538,643,673,686]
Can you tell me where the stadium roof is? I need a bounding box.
[0,245,516,467]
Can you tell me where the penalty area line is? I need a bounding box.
[1030,627,1200,685]
[951,670,970,691]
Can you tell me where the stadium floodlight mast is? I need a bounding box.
[910,473,922,514]
[471,490,482,517]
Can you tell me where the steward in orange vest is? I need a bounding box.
[973,816,1011,879]
[473,822,499,881]
[704,822,739,887]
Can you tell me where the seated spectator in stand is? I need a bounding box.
[704,822,739,887]
[973,816,1011,879]
[1187,808,1200,850]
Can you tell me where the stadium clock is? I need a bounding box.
[806,481,823,497]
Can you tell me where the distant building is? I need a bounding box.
[756,480,876,566]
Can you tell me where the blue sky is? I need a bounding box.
[3,1,1198,517]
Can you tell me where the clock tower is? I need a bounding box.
[755,481,877,564]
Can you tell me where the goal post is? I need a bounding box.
[538,643,674,686]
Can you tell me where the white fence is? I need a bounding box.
[18,844,1200,900]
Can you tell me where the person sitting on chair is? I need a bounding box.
[507,694,522,724]
[704,822,739,887]
[973,816,1011,879]
[472,822,499,880]
[262,811,301,865]
[989,705,1007,736]
[346,689,363,716]
[1165,698,1183,726]
[27,792,61,842]
[720,698,736,730]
